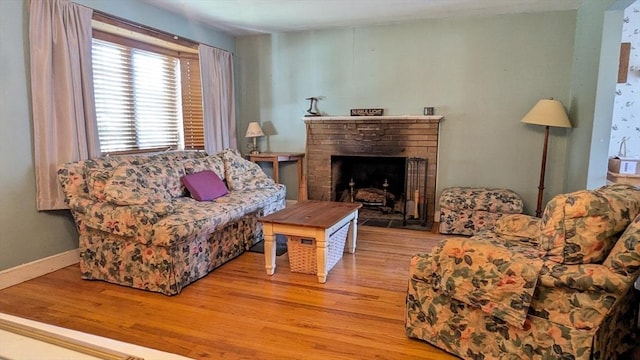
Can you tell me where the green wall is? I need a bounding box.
[236,11,577,213]
[565,0,619,191]
[0,0,78,272]
[587,0,634,190]
[0,0,625,272]
[0,0,233,271]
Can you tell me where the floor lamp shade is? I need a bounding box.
[521,99,572,218]
[521,99,572,128]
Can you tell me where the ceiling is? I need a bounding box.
[142,0,584,36]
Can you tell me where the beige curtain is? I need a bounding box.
[199,45,237,154]
[29,0,99,210]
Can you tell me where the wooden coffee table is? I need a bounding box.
[259,200,362,283]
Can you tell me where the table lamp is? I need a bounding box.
[521,98,572,217]
[245,122,265,154]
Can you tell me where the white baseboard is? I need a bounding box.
[0,249,79,290]
[0,313,190,359]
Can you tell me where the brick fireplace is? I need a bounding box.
[304,115,442,225]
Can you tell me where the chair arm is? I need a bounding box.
[495,214,541,240]
[538,263,630,295]
[427,237,544,328]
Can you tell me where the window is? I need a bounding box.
[91,17,204,155]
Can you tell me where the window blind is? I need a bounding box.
[180,55,204,150]
[92,38,181,154]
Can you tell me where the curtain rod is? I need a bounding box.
[92,9,232,54]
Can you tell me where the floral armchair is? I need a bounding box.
[406,184,640,359]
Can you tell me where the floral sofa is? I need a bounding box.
[58,149,286,295]
[406,183,640,359]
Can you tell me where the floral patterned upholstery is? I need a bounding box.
[87,163,175,216]
[182,155,225,179]
[538,185,640,264]
[221,148,276,190]
[58,150,286,295]
[427,237,544,328]
[407,184,640,359]
[439,187,524,235]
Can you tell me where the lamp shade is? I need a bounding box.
[245,122,265,138]
[521,99,572,128]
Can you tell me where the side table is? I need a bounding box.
[249,152,305,201]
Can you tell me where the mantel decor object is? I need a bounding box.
[521,98,572,217]
[305,97,321,117]
[350,108,383,116]
[245,122,265,154]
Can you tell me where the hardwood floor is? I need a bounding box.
[0,226,456,360]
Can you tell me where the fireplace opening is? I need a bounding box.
[332,155,405,209]
[331,155,429,229]
[331,155,408,226]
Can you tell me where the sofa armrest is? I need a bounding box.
[538,263,630,295]
[66,194,95,215]
[495,214,541,240]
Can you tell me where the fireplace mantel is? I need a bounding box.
[303,115,443,122]
[304,114,443,224]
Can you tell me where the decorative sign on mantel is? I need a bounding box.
[350,108,384,116]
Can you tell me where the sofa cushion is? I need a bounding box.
[214,185,284,215]
[146,198,245,247]
[140,184,286,247]
[221,149,275,190]
[539,184,640,264]
[182,155,225,179]
[181,170,228,201]
[87,163,174,216]
[494,214,542,242]
[603,213,640,277]
[142,161,186,198]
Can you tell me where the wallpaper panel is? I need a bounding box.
[610,2,640,158]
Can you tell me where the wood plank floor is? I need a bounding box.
[0,226,457,360]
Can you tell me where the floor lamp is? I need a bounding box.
[521,98,572,217]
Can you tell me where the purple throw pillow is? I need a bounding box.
[180,170,228,201]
